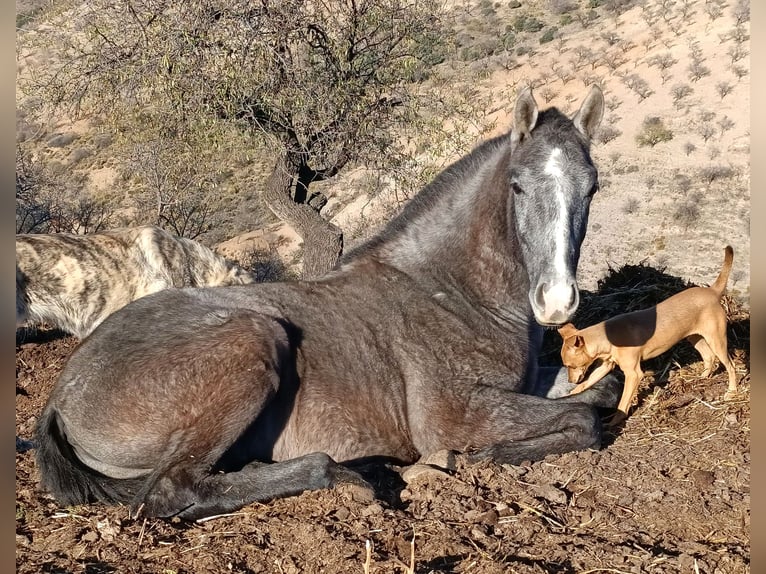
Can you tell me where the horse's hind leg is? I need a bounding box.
[139,452,369,520]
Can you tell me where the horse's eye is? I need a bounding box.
[511,182,524,195]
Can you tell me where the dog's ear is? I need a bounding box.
[573,335,584,348]
[557,323,577,339]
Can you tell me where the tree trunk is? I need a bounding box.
[261,153,343,279]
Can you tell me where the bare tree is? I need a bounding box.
[705,0,724,22]
[732,0,750,25]
[716,81,734,100]
[688,61,711,82]
[731,64,749,81]
[125,139,225,240]
[16,144,117,234]
[647,52,678,72]
[671,83,694,109]
[717,115,735,137]
[727,44,749,64]
[20,0,476,277]
[16,146,52,233]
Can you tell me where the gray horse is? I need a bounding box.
[36,86,619,520]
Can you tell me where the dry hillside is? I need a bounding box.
[16,0,750,303]
[325,0,751,304]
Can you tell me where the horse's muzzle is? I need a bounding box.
[530,280,579,326]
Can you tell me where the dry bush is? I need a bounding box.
[16,145,117,234]
[539,87,558,103]
[622,197,640,215]
[717,115,735,136]
[605,95,622,112]
[699,165,736,185]
[705,0,724,21]
[673,195,703,230]
[727,44,748,64]
[623,74,654,101]
[647,52,678,71]
[549,0,578,15]
[598,125,622,144]
[238,247,299,283]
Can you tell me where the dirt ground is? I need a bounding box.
[16,305,750,574]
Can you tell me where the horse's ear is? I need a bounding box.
[572,84,605,141]
[512,87,539,146]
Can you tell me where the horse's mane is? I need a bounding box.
[340,107,571,265]
[340,132,510,264]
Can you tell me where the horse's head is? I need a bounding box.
[508,85,604,327]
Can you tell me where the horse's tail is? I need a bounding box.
[35,406,141,507]
[710,245,734,297]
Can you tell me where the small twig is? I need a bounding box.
[515,501,566,530]
[136,517,147,549]
[195,512,247,523]
[51,511,88,521]
[694,398,723,410]
[131,503,145,520]
[689,432,717,444]
[363,539,372,574]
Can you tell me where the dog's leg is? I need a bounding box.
[616,364,643,416]
[701,333,738,395]
[569,361,615,395]
[688,335,718,378]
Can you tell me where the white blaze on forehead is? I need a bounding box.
[544,148,569,281]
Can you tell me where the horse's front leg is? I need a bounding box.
[568,361,616,395]
[530,365,622,408]
[417,375,622,465]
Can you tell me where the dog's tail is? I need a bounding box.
[710,245,734,296]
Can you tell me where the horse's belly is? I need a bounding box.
[271,411,419,464]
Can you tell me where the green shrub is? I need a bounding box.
[539,27,558,44]
[636,116,673,147]
[513,14,544,32]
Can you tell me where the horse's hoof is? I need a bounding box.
[329,466,375,502]
[401,463,452,485]
[334,481,376,504]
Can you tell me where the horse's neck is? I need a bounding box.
[372,144,530,318]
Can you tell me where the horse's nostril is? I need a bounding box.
[569,285,579,308]
[535,283,548,308]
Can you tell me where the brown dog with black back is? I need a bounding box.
[558,246,738,418]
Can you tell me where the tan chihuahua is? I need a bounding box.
[558,246,738,417]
